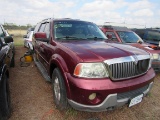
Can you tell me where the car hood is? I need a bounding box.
[61,41,149,62]
[128,43,160,54]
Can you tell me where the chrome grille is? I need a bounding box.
[108,59,150,80]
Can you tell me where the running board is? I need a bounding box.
[34,59,51,82]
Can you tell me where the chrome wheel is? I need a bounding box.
[54,77,61,102]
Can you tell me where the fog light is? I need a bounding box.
[89,93,96,100]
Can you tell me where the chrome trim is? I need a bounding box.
[104,55,150,65]
[68,82,153,112]
[104,55,151,80]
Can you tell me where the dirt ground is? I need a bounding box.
[8,46,160,120]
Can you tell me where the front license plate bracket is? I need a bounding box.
[129,94,143,107]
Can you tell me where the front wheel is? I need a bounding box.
[51,68,68,110]
[0,75,11,119]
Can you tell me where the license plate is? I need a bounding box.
[129,94,143,107]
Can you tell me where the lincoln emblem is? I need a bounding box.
[133,55,138,65]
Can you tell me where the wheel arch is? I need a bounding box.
[49,54,71,98]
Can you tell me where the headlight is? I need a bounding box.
[151,53,159,60]
[74,63,109,78]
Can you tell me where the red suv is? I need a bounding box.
[100,25,160,73]
[33,18,155,112]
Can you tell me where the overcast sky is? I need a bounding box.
[0,0,159,28]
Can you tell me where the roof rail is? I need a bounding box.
[42,18,52,21]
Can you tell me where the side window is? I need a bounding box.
[0,27,5,37]
[39,24,46,32]
[106,32,116,38]
[106,31,118,41]
[34,23,41,33]
[44,23,50,38]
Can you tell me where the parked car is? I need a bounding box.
[26,27,34,34]
[132,28,160,46]
[0,31,14,119]
[33,18,155,112]
[0,24,15,67]
[100,25,160,73]
[23,31,34,50]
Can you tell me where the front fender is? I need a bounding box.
[50,54,69,73]
[49,54,71,98]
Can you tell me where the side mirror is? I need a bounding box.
[23,35,27,38]
[34,32,49,42]
[107,34,112,39]
[4,36,13,43]
[137,39,143,44]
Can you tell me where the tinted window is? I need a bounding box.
[146,31,160,41]
[39,24,46,32]
[53,21,106,40]
[34,23,41,33]
[106,31,118,41]
[134,29,145,38]
[117,31,143,43]
[44,23,50,38]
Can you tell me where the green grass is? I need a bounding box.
[13,36,24,46]
[8,29,26,46]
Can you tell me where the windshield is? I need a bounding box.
[146,31,160,41]
[53,21,107,40]
[117,31,143,43]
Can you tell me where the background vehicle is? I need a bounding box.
[33,18,155,112]
[100,25,160,73]
[26,27,34,34]
[23,31,34,50]
[0,34,13,119]
[0,24,15,67]
[132,28,160,46]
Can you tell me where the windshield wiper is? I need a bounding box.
[56,36,86,40]
[124,41,133,43]
[87,37,105,40]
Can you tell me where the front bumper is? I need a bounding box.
[66,68,155,112]
[68,82,153,112]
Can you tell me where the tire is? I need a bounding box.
[10,54,15,67]
[0,75,11,119]
[51,68,68,110]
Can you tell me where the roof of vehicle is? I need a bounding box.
[41,18,93,23]
[99,25,131,31]
[132,28,160,32]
